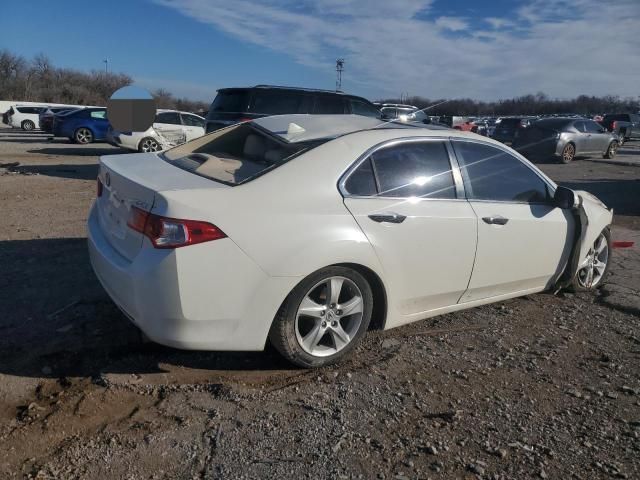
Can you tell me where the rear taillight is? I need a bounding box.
[97,178,103,197]
[126,206,226,249]
[611,121,617,131]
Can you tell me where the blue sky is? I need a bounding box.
[2,0,639,102]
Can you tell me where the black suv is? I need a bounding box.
[205,85,381,132]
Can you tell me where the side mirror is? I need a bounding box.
[554,186,576,209]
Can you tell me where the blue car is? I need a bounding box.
[53,108,109,144]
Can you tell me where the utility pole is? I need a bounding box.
[103,58,109,74]
[336,58,344,92]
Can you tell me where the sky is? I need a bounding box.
[1,0,639,103]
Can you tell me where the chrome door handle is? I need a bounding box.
[368,212,406,224]
[482,216,509,225]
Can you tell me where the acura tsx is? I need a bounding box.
[88,115,613,367]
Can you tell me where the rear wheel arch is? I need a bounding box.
[334,262,388,331]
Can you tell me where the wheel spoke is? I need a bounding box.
[302,323,325,351]
[585,265,594,288]
[330,324,350,349]
[593,259,606,273]
[339,296,363,316]
[298,296,325,318]
[328,277,344,306]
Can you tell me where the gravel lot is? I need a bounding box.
[0,127,639,479]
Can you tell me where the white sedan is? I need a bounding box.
[107,110,206,152]
[88,115,613,368]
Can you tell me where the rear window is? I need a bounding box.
[162,123,321,185]
[209,90,250,114]
[535,119,573,131]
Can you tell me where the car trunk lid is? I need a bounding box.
[97,152,226,260]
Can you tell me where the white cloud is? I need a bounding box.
[485,17,515,29]
[154,0,640,100]
[434,16,468,32]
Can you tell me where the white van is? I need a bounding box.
[7,105,47,130]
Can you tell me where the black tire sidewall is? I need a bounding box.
[604,141,617,159]
[269,266,374,368]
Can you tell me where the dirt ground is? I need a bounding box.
[0,127,639,479]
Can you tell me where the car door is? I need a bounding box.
[154,111,182,135]
[452,140,574,303]
[584,120,609,152]
[180,113,205,141]
[572,121,590,153]
[89,110,109,138]
[342,138,477,318]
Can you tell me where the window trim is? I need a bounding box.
[450,137,557,205]
[338,136,465,201]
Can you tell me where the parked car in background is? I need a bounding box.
[205,85,380,132]
[512,117,619,163]
[6,105,47,130]
[598,113,640,143]
[89,114,612,368]
[53,107,109,144]
[40,107,78,133]
[380,104,425,123]
[107,110,206,152]
[491,117,535,144]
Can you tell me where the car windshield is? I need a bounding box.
[162,123,324,185]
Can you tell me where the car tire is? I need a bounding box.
[74,127,93,144]
[138,137,162,152]
[603,141,618,159]
[560,143,575,163]
[617,133,625,147]
[570,228,611,292]
[269,266,373,368]
[21,120,35,131]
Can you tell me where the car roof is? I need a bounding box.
[216,85,374,102]
[252,114,449,143]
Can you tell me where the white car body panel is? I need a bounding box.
[9,109,42,129]
[109,110,205,151]
[88,115,614,352]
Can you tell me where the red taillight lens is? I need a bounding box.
[127,207,226,249]
[97,178,103,197]
[611,121,617,131]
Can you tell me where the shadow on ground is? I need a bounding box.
[6,163,99,180]
[28,146,128,156]
[0,238,293,381]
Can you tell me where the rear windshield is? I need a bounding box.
[162,123,322,185]
[209,90,250,115]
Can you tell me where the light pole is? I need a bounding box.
[336,59,344,92]
[103,58,109,74]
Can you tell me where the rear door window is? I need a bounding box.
[573,121,586,132]
[453,141,551,203]
[314,96,347,114]
[584,120,603,133]
[155,112,181,125]
[343,141,456,198]
[90,110,107,119]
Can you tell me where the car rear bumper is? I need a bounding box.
[87,202,287,351]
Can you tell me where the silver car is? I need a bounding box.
[512,118,619,163]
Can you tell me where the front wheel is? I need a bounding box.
[560,143,575,163]
[269,266,373,368]
[603,141,618,159]
[74,127,93,144]
[571,229,611,291]
[22,120,35,131]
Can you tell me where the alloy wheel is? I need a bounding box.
[294,276,364,357]
[608,142,617,157]
[562,144,575,163]
[141,138,161,152]
[76,128,92,144]
[577,232,609,288]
